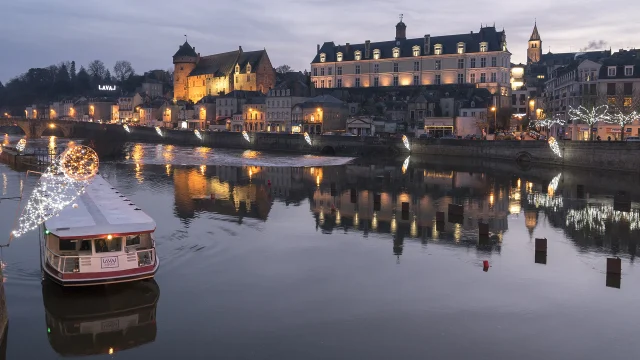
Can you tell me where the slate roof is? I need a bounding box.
[598,50,640,79]
[540,50,611,66]
[237,50,265,72]
[312,26,505,63]
[190,50,239,76]
[221,90,264,99]
[529,23,540,41]
[173,41,198,58]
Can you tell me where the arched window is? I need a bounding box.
[320,53,326,62]
[354,51,362,61]
[336,52,343,62]
[373,49,381,60]
[392,47,400,58]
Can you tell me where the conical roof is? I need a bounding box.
[173,41,197,58]
[530,22,541,41]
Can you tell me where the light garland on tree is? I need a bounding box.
[242,131,250,142]
[605,110,638,133]
[123,124,130,133]
[16,138,26,152]
[194,129,202,140]
[11,145,99,238]
[155,126,163,137]
[568,105,611,129]
[548,136,562,158]
[534,117,566,128]
[304,132,312,146]
[402,135,410,151]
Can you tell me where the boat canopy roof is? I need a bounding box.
[45,175,156,238]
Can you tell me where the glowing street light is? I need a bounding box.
[490,106,497,139]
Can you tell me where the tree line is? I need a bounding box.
[0,60,172,113]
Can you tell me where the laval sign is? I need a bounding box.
[98,85,117,91]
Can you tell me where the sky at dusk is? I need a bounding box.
[1,0,639,83]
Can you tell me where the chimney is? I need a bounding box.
[317,44,320,54]
[365,40,371,59]
[239,45,243,53]
[424,35,431,55]
[346,43,350,54]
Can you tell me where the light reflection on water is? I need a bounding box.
[0,143,640,359]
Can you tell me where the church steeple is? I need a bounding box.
[527,21,542,64]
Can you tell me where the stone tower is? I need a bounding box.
[172,40,199,101]
[395,14,406,41]
[527,22,542,64]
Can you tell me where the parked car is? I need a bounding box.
[418,133,432,139]
[441,134,457,139]
[625,136,640,142]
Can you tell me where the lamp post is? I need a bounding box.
[491,106,497,140]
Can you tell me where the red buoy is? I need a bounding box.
[483,260,489,272]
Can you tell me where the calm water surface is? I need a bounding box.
[0,140,639,359]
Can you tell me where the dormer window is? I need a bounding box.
[412,46,420,57]
[319,53,326,63]
[373,49,380,60]
[336,52,343,62]
[434,44,443,55]
[480,42,488,52]
[246,64,251,73]
[470,101,475,108]
[354,51,362,61]
[457,42,465,54]
[625,66,633,76]
[392,47,400,58]
[235,65,240,74]
[608,66,617,77]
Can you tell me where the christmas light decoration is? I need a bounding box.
[402,135,410,151]
[402,156,410,174]
[11,145,99,238]
[194,129,202,140]
[548,136,562,158]
[16,139,26,152]
[534,117,566,128]
[155,126,163,137]
[123,124,130,133]
[605,110,638,138]
[304,132,312,146]
[568,105,610,140]
[242,131,250,142]
[547,173,561,195]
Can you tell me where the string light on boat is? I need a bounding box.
[194,129,202,140]
[548,137,562,158]
[155,126,163,137]
[242,131,250,142]
[402,135,410,151]
[16,138,26,152]
[11,145,99,238]
[123,124,130,133]
[402,156,410,174]
[304,132,312,146]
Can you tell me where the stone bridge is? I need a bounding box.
[0,118,74,138]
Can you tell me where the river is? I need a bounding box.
[0,138,639,359]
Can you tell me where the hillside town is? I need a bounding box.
[2,20,639,141]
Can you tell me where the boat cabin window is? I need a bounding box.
[95,237,122,253]
[59,240,77,251]
[126,235,141,246]
[79,240,91,251]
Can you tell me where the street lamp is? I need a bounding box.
[491,106,497,139]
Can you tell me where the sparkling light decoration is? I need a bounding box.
[11,145,99,238]
[303,132,312,146]
[547,173,562,195]
[242,131,250,142]
[123,124,130,133]
[155,126,163,137]
[402,156,410,174]
[568,105,610,139]
[16,139,26,152]
[606,110,639,136]
[566,206,640,234]
[402,135,410,151]
[548,136,562,158]
[534,117,566,128]
[194,129,202,140]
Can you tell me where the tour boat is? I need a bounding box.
[42,279,159,356]
[41,175,159,286]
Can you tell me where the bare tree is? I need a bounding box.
[88,60,107,80]
[568,105,610,141]
[598,84,640,140]
[113,60,135,82]
[275,65,293,74]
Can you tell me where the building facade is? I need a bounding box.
[266,88,310,133]
[172,42,276,103]
[310,21,511,107]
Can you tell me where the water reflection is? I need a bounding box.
[42,280,159,357]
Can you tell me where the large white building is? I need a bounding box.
[310,19,512,107]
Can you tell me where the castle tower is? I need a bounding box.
[172,40,199,101]
[527,22,542,64]
[395,14,406,41]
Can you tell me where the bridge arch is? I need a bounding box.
[515,151,533,163]
[320,146,336,156]
[39,125,68,138]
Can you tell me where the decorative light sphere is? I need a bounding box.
[402,135,410,151]
[72,203,78,208]
[16,138,26,152]
[60,145,100,181]
[548,136,562,158]
[303,132,312,146]
[242,131,250,142]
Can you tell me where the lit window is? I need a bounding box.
[480,42,488,52]
[412,46,420,57]
[608,67,616,76]
[457,42,465,54]
[434,44,443,55]
[392,47,400,58]
[319,53,326,63]
[625,66,633,76]
[354,51,362,61]
[336,52,343,62]
[373,49,380,60]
